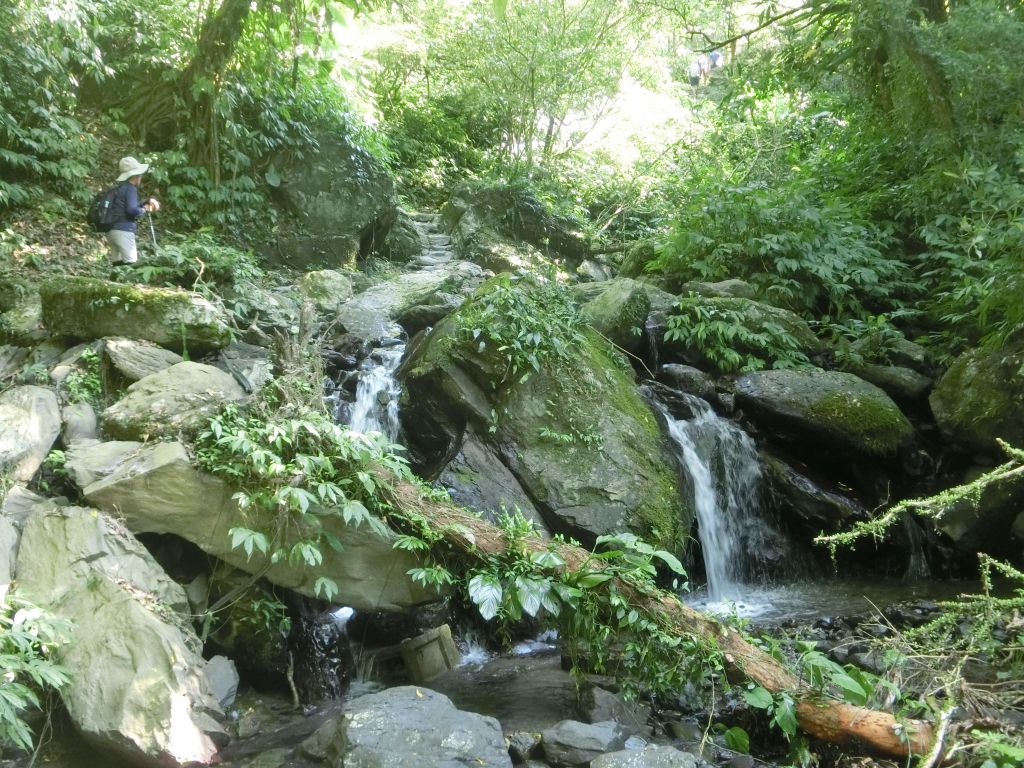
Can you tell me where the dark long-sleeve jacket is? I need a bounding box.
[109,181,147,233]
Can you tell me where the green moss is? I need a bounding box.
[807,390,912,455]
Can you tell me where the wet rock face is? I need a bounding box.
[930,343,1024,455]
[302,686,511,767]
[541,720,630,767]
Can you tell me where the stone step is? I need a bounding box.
[415,254,454,267]
[428,234,451,246]
[411,212,441,223]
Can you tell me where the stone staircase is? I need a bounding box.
[409,212,455,268]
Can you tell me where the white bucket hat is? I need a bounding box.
[116,156,150,182]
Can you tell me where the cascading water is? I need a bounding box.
[654,391,785,602]
[346,345,404,442]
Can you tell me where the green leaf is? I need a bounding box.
[515,576,549,617]
[468,573,503,620]
[772,694,798,738]
[314,577,339,601]
[742,685,773,710]
[724,726,749,753]
[576,571,613,589]
[831,672,869,705]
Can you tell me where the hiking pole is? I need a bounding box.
[147,211,158,255]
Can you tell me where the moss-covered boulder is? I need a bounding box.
[680,278,758,300]
[930,344,1024,455]
[735,368,914,456]
[574,278,651,353]
[299,269,354,314]
[101,362,246,440]
[400,279,690,551]
[40,277,231,354]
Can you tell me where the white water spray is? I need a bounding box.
[348,346,404,442]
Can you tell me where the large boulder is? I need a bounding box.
[16,501,225,765]
[39,278,232,354]
[735,369,914,457]
[0,385,61,482]
[930,344,1024,455]
[0,281,46,346]
[680,278,758,300]
[338,261,486,341]
[268,132,397,269]
[845,362,932,404]
[575,279,651,354]
[80,440,434,610]
[401,279,690,551]
[301,686,510,768]
[443,183,589,268]
[100,361,247,440]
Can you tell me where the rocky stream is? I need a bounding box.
[2,137,1023,768]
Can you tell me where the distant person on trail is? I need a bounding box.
[688,60,702,91]
[106,156,160,269]
[697,53,711,85]
[711,50,725,69]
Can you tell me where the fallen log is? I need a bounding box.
[384,478,935,759]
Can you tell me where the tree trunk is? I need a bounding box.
[383,478,935,760]
[917,0,948,23]
[180,0,253,183]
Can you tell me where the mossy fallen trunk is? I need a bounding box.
[382,476,934,760]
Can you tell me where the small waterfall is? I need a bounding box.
[347,345,404,442]
[655,392,775,602]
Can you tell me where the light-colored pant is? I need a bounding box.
[106,229,137,264]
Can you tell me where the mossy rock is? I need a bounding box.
[401,278,690,552]
[574,278,651,353]
[618,240,657,279]
[39,277,231,354]
[930,344,1024,454]
[735,368,914,456]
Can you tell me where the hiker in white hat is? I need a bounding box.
[106,156,160,269]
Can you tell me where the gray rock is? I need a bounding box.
[0,385,61,482]
[380,209,431,264]
[48,342,92,385]
[438,426,549,535]
[16,501,225,765]
[585,687,650,732]
[577,279,651,353]
[850,334,929,373]
[577,259,615,283]
[65,439,143,488]
[930,344,1024,455]
[39,277,232,354]
[1,485,46,528]
[302,686,510,767]
[82,440,435,610]
[0,344,30,380]
[268,132,397,270]
[338,261,485,340]
[542,720,629,767]
[215,341,273,394]
[508,731,543,762]
[845,362,931,403]
[763,455,866,531]
[103,336,183,382]
[299,270,355,314]
[679,279,757,300]
[735,368,913,456]
[0,289,46,346]
[204,655,240,708]
[101,361,247,440]
[657,365,715,400]
[62,402,99,444]
[931,465,1024,553]
[591,744,702,768]
[0,514,17,594]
